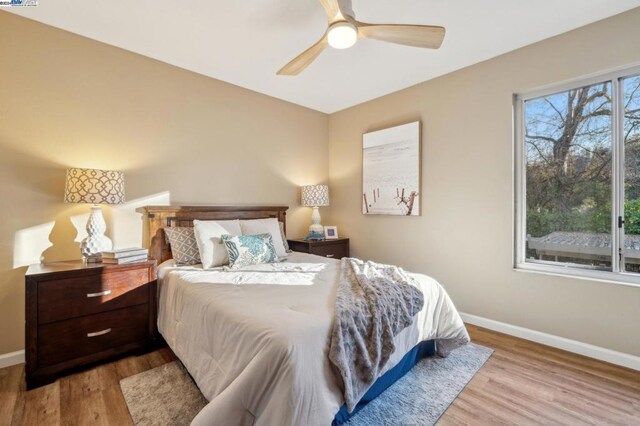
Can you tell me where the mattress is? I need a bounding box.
[157,252,468,425]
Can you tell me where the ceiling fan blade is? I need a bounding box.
[277,34,328,76]
[337,0,355,19]
[318,0,339,21]
[318,0,354,22]
[357,23,445,49]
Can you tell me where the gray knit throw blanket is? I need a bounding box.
[329,257,425,413]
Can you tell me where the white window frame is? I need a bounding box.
[514,64,640,288]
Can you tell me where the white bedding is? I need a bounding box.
[157,252,468,426]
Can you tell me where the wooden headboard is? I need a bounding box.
[140,205,288,263]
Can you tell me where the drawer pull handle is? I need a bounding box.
[86,290,111,298]
[87,328,111,338]
[326,254,335,258]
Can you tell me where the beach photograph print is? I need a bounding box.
[362,121,421,216]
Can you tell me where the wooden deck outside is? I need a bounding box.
[528,231,640,265]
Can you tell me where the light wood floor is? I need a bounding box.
[1,324,638,425]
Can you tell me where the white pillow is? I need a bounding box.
[239,218,288,258]
[193,219,242,268]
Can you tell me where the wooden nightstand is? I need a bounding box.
[25,260,157,389]
[287,238,350,259]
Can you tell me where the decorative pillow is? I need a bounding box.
[221,233,278,269]
[279,221,291,253]
[239,218,288,257]
[193,220,242,269]
[164,227,201,265]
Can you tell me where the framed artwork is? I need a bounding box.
[362,121,421,216]
[324,226,338,239]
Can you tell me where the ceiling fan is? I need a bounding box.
[277,0,445,76]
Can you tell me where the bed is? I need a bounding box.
[142,205,469,426]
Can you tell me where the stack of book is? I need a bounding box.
[100,247,149,264]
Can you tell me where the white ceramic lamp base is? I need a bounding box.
[80,205,113,259]
[309,206,324,233]
[305,206,325,240]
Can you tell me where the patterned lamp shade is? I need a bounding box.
[64,168,125,205]
[301,184,329,207]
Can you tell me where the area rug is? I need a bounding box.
[120,362,207,426]
[120,343,493,426]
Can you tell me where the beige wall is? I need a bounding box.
[329,9,640,355]
[0,12,329,354]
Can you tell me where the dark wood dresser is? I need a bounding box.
[25,260,157,389]
[287,238,350,259]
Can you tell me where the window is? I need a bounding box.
[515,68,640,286]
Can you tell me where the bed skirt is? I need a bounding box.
[332,339,436,425]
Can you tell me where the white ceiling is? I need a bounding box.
[7,1,640,113]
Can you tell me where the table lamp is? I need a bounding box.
[64,168,125,260]
[301,184,329,240]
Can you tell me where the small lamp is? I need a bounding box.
[301,184,329,240]
[64,168,125,260]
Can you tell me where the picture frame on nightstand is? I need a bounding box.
[324,226,338,239]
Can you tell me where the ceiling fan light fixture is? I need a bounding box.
[277,0,446,76]
[327,21,357,49]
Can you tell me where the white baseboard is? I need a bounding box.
[460,312,640,371]
[0,350,25,369]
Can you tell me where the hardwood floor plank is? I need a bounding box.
[11,380,59,426]
[95,363,120,391]
[0,365,22,426]
[467,324,639,389]
[114,355,151,380]
[486,351,637,408]
[7,367,26,426]
[438,325,640,425]
[0,325,637,425]
[145,347,176,369]
[101,386,134,426]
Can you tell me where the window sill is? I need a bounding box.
[514,262,640,289]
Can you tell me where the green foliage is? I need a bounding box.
[527,208,606,237]
[527,199,640,237]
[624,199,640,235]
